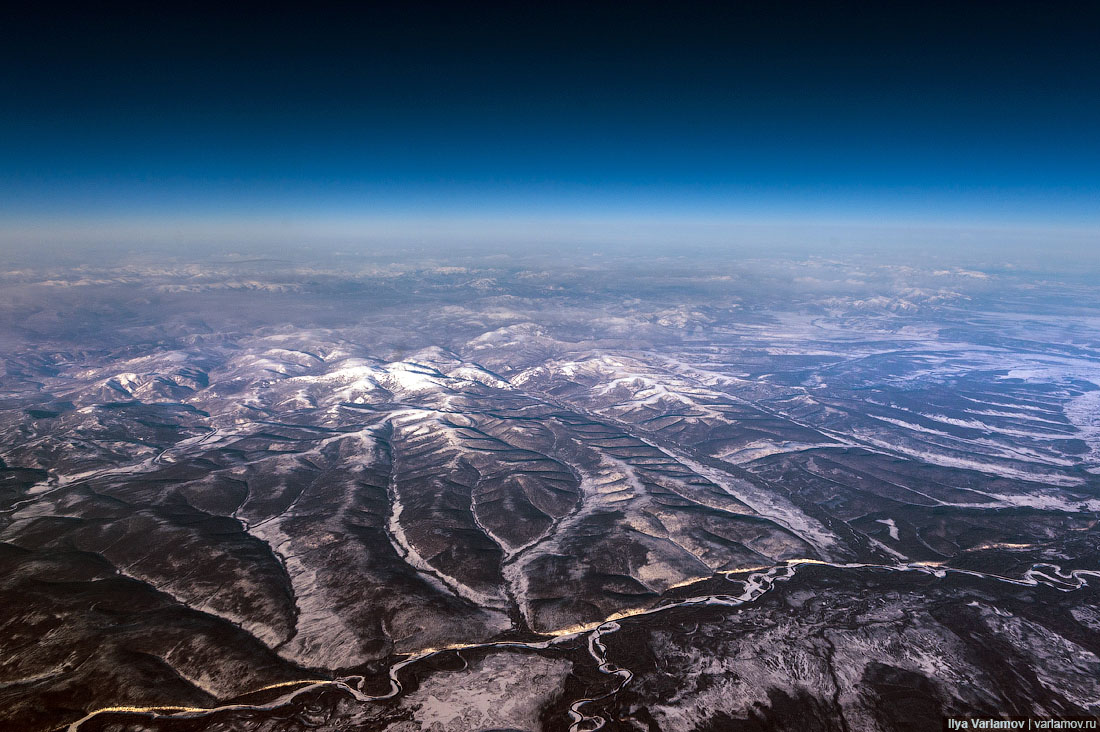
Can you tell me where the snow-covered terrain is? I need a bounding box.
[1,250,1098,731]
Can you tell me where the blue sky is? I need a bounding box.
[2,2,1099,242]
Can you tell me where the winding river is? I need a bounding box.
[62,559,1099,732]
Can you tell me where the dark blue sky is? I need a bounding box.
[3,1,1099,234]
